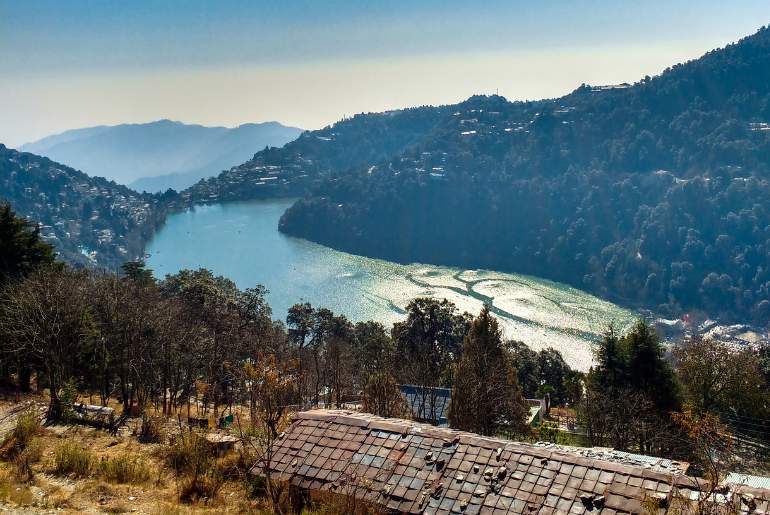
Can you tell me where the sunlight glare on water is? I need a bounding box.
[146,199,636,371]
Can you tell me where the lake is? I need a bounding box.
[146,199,636,371]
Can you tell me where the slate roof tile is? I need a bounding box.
[256,409,770,514]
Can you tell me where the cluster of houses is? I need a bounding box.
[182,154,315,204]
[5,153,162,268]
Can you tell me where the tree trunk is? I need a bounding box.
[18,366,32,393]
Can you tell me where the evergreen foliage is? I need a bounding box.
[0,203,55,284]
[449,306,529,436]
[268,26,770,325]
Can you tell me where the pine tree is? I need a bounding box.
[449,306,528,436]
[0,203,55,284]
[121,261,154,284]
[592,325,627,391]
[624,319,680,413]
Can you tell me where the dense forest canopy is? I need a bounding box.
[5,27,770,325]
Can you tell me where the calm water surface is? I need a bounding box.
[146,199,636,370]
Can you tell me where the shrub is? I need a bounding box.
[12,441,43,482]
[1,412,42,459]
[54,441,93,477]
[58,380,79,422]
[165,433,226,503]
[179,469,224,503]
[99,453,150,484]
[215,450,254,481]
[165,434,212,476]
[137,415,164,444]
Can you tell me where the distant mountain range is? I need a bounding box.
[20,120,303,192]
[188,26,770,325]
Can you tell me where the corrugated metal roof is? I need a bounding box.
[726,472,770,490]
[399,384,451,427]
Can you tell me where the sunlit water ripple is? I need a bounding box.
[146,199,637,371]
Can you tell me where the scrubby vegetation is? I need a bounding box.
[1,412,43,483]
[99,453,151,484]
[53,441,95,478]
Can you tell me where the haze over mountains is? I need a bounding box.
[20,120,303,193]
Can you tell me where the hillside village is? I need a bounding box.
[0,145,169,269]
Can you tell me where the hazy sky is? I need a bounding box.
[1,1,769,147]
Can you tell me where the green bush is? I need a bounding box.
[53,441,93,477]
[99,453,150,484]
[58,380,79,422]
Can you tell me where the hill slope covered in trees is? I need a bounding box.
[182,106,454,203]
[222,26,770,324]
[0,145,169,269]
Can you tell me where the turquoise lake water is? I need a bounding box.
[146,199,636,370]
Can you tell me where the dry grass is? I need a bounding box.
[165,433,212,475]
[0,411,42,459]
[0,398,304,513]
[12,439,43,482]
[0,466,32,506]
[53,441,94,477]
[99,453,151,484]
[138,415,166,444]
[0,411,45,483]
[163,433,226,503]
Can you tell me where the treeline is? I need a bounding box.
[277,26,770,324]
[580,320,770,464]
[183,104,453,204]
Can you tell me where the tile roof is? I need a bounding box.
[259,409,770,514]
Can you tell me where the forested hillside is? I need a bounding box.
[0,145,170,268]
[182,105,453,203]
[276,26,770,324]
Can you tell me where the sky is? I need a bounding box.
[1,0,769,147]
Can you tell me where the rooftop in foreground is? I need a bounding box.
[258,409,770,514]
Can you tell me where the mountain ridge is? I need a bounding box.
[0,144,170,269]
[21,120,303,192]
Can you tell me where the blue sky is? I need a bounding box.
[1,1,769,146]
